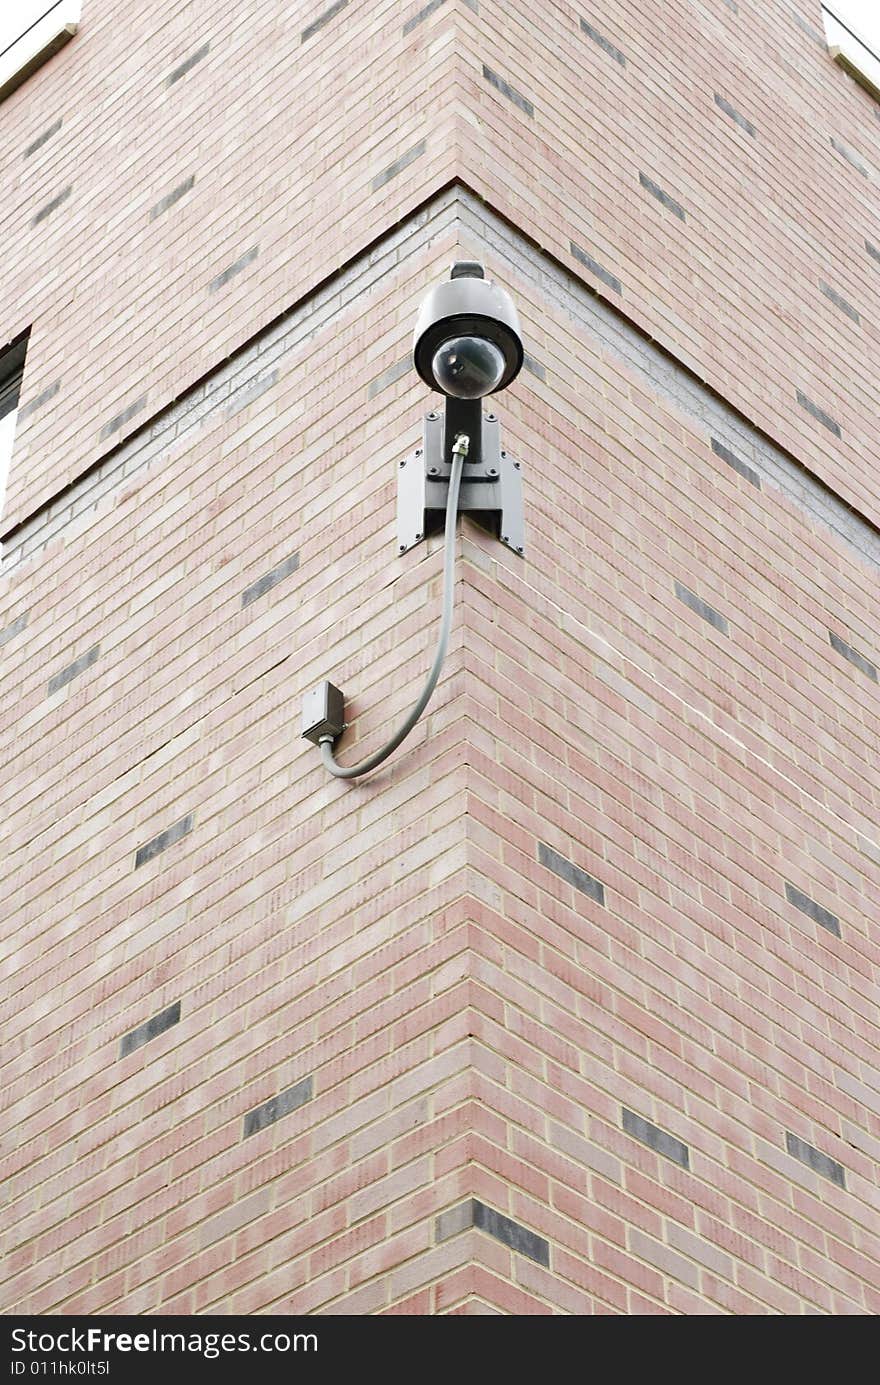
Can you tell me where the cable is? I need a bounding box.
[318,435,467,780]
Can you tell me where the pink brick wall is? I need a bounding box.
[1,0,457,530]
[1,0,878,1314]
[458,0,880,521]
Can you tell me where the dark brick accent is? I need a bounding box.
[538,842,605,906]
[32,185,72,226]
[638,172,686,221]
[135,814,194,869]
[710,437,761,488]
[226,369,278,418]
[119,1001,181,1058]
[243,1076,314,1137]
[795,389,841,437]
[47,643,101,696]
[242,551,300,607]
[522,353,545,381]
[785,1133,846,1188]
[473,1202,549,1265]
[784,882,841,937]
[18,380,61,424]
[790,10,822,44]
[579,18,626,66]
[209,246,259,292]
[100,395,148,442]
[482,65,534,118]
[24,117,62,158]
[367,356,410,399]
[828,630,877,682]
[435,1199,549,1266]
[830,136,868,177]
[150,175,195,221]
[372,139,426,191]
[301,0,348,42]
[866,240,880,265]
[820,281,860,324]
[0,611,28,648]
[403,0,445,35]
[570,242,622,294]
[167,41,210,86]
[713,93,755,136]
[622,1109,690,1168]
[674,581,728,634]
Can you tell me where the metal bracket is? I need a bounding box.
[397,409,525,556]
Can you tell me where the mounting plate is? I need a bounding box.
[397,410,525,557]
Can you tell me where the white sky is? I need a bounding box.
[0,3,61,56]
[827,0,880,52]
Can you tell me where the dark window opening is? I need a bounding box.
[0,334,28,526]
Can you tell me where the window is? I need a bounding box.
[0,337,27,528]
[0,1,80,104]
[822,3,880,103]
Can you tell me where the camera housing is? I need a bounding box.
[412,261,523,398]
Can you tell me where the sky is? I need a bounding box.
[828,0,880,52]
[0,3,65,56]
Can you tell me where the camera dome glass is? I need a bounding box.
[431,335,506,399]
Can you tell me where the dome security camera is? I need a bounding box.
[412,261,523,399]
[397,256,526,560]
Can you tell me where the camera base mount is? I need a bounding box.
[397,408,525,557]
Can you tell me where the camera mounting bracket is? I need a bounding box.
[397,408,525,557]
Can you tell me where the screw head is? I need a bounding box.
[429,466,438,476]
[516,545,524,553]
[488,468,498,477]
[501,451,507,458]
[415,532,422,541]
[428,411,437,420]
[399,544,407,552]
[400,460,406,468]
[486,413,496,422]
[502,535,509,543]
[513,461,520,469]
[415,448,422,455]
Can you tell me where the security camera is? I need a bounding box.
[303,255,529,781]
[412,261,523,399]
[397,257,526,561]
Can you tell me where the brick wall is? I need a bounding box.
[1,0,878,1314]
[457,0,880,521]
[1,0,457,530]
